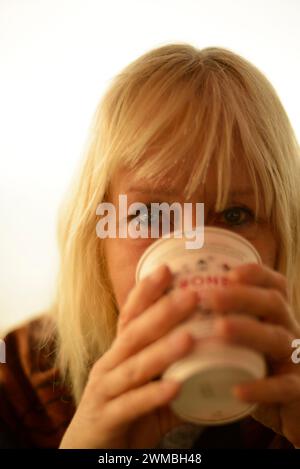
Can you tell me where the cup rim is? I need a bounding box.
[136,226,261,282]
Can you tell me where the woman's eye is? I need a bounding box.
[219,206,254,226]
[129,206,156,225]
[128,205,160,226]
[128,204,176,235]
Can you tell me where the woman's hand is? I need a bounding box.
[59,265,199,449]
[205,263,300,448]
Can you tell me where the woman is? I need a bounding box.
[0,43,300,449]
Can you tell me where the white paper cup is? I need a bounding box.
[135,227,267,425]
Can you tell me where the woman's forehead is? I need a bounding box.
[111,158,254,200]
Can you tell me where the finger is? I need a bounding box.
[233,374,300,404]
[96,288,199,372]
[101,328,195,399]
[118,264,172,333]
[104,379,181,431]
[214,314,294,362]
[207,285,293,328]
[228,263,288,299]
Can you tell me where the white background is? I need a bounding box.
[0,0,299,333]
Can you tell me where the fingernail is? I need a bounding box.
[161,380,181,395]
[227,270,239,281]
[169,328,193,347]
[232,385,250,401]
[151,264,169,282]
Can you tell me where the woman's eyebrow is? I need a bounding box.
[228,188,255,197]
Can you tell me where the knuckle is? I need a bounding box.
[119,326,138,352]
[123,356,144,385]
[117,311,130,332]
[277,273,288,297]
[268,288,285,309]
[87,369,98,390]
[87,362,106,394]
[110,328,135,360]
[119,302,131,320]
[90,355,106,377]
[119,295,135,324]
[90,376,110,401]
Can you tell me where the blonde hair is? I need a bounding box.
[51,43,300,404]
